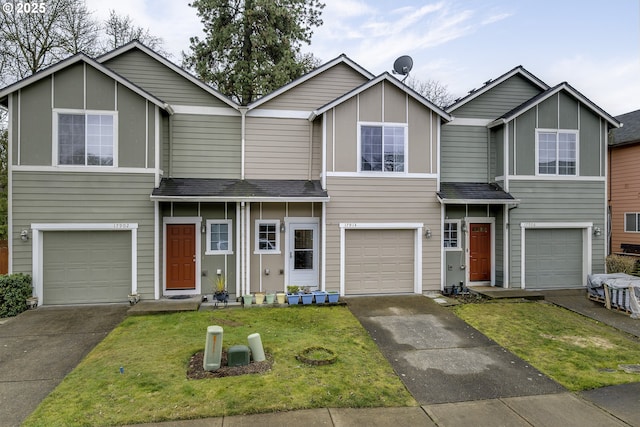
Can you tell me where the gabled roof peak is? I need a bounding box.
[447,65,549,112]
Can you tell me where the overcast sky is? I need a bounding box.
[85,0,640,116]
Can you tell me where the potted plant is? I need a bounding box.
[313,290,326,304]
[287,285,300,305]
[327,291,339,303]
[300,286,313,305]
[213,276,228,307]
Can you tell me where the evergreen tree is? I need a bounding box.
[184,0,324,105]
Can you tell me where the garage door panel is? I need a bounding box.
[345,229,414,295]
[43,231,131,305]
[525,229,582,289]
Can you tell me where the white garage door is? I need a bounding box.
[43,231,131,304]
[525,228,583,289]
[345,229,414,294]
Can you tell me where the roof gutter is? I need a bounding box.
[150,195,330,203]
[436,195,521,205]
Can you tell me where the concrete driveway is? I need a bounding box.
[0,305,129,427]
[346,295,565,404]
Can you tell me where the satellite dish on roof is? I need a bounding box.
[392,55,413,82]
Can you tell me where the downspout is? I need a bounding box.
[240,201,246,296]
[239,107,247,180]
[308,120,313,180]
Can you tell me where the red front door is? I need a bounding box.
[166,224,196,290]
[469,223,491,282]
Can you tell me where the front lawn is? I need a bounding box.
[454,301,640,391]
[23,306,415,426]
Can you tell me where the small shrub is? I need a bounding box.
[0,273,33,318]
[606,254,637,275]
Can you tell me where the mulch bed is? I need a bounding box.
[187,350,273,379]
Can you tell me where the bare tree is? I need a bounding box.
[58,0,102,56]
[406,76,455,109]
[102,10,166,55]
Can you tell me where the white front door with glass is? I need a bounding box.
[287,223,319,288]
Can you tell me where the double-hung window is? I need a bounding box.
[625,213,640,233]
[206,220,233,255]
[360,123,407,172]
[56,110,116,166]
[537,130,578,176]
[255,220,280,254]
[443,220,461,249]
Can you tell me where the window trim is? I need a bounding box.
[205,219,233,255]
[443,219,462,251]
[357,121,408,174]
[624,213,640,233]
[535,128,579,177]
[52,108,118,167]
[254,220,281,254]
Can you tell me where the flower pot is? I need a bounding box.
[242,294,253,305]
[265,293,275,304]
[287,293,300,305]
[300,293,313,305]
[327,292,339,303]
[276,292,286,304]
[313,291,326,304]
[255,292,265,305]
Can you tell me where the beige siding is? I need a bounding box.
[311,119,322,179]
[610,144,640,252]
[102,49,229,107]
[259,63,369,110]
[248,202,321,293]
[384,82,407,123]
[171,114,241,178]
[244,117,311,179]
[325,177,441,292]
[359,83,382,122]
[333,98,358,172]
[11,171,156,299]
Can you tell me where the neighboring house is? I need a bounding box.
[0,42,620,305]
[608,109,640,254]
[440,67,620,290]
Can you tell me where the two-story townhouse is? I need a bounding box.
[439,67,620,291]
[608,109,640,254]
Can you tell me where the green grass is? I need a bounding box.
[23,307,415,426]
[453,301,640,391]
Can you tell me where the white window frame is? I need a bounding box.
[357,122,408,173]
[205,219,233,255]
[254,220,281,254]
[52,108,118,167]
[443,220,462,251]
[624,213,640,233]
[535,129,579,177]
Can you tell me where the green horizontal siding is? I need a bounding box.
[441,125,488,182]
[11,171,157,299]
[103,49,229,107]
[171,114,241,178]
[453,75,543,119]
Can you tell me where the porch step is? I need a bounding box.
[469,286,545,301]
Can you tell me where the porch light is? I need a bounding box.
[201,224,206,234]
[20,229,29,241]
[425,228,432,239]
[593,227,602,237]
[280,223,286,232]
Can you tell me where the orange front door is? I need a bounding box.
[469,223,491,282]
[166,224,196,290]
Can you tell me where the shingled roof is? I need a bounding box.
[151,178,329,202]
[437,182,518,204]
[610,109,640,147]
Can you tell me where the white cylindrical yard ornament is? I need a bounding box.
[247,332,266,362]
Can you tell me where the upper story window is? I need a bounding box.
[255,220,280,254]
[625,213,640,232]
[537,130,578,176]
[206,220,233,255]
[443,220,461,250]
[55,110,117,166]
[360,123,407,172]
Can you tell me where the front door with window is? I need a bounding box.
[166,224,196,290]
[288,223,319,288]
[469,223,491,282]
